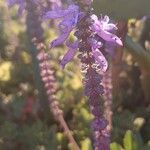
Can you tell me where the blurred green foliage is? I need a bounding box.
[94,0,150,20]
[0,0,150,150]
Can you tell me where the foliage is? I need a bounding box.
[110,130,150,150]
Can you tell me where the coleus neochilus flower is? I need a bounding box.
[44,3,123,71]
[91,14,122,46]
[43,4,82,68]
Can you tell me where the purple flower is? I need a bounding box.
[60,40,79,68]
[92,48,108,72]
[88,38,108,72]
[43,4,80,48]
[91,14,123,46]
[43,4,122,70]
[43,4,84,67]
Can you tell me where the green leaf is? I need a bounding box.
[93,0,150,20]
[133,133,143,150]
[125,35,150,70]
[110,142,122,150]
[123,130,134,150]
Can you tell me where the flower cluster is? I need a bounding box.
[43,3,83,68]
[43,2,122,71]
[37,47,63,117]
[43,2,123,149]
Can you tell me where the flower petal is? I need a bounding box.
[91,14,99,22]
[50,32,70,48]
[88,38,103,49]
[92,48,108,72]
[61,40,78,68]
[104,23,118,31]
[43,9,69,19]
[101,15,109,23]
[93,24,122,46]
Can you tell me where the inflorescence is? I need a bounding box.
[7,0,123,149]
[42,1,122,149]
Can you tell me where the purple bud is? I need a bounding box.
[91,118,108,131]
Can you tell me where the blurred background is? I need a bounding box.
[0,0,150,150]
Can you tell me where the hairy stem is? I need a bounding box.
[26,1,80,149]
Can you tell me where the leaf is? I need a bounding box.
[81,138,93,150]
[93,0,150,20]
[133,132,143,150]
[125,35,150,70]
[123,130,134,150]
[110,142,122,150]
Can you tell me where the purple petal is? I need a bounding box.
[59,19,74,33]
[92,24,122,46]
[68,4,79,13]
[60,40,78,68]
[65,39,78,49]
[50,31,70,48]
[88,38,103,49]
[91,14,122,46]
[104,23,118,31]
[105,42,116,57]
[91,14,99,22]
[101,15,109,23]
[92,48,108,72]
[43,9,68,19]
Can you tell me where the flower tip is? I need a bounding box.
[60,63,65,69]
[116,38,123,46]
[119,40,123,47]
[49,42,55,49]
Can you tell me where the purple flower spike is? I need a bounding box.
[91,14,123,46]
[61,40,79,68]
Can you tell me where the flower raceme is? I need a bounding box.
[43,4,123,72]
